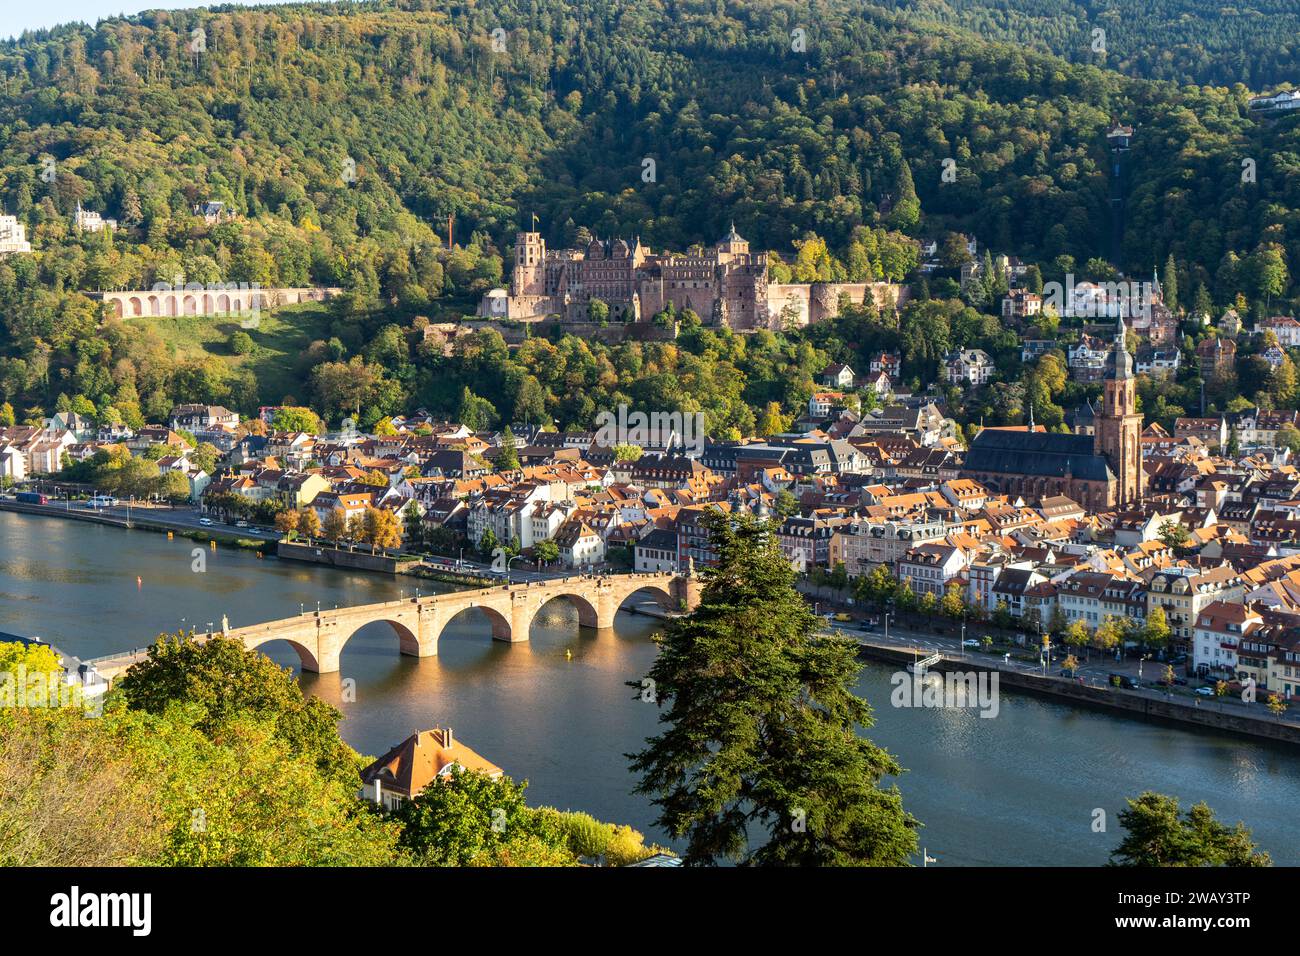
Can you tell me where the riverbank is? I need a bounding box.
[856,640,1300,746]
[0,498,269,551]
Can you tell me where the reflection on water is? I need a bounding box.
[4,509,1300,865]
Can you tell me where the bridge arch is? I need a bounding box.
[531,591,600,630]
[433,603,514,653]
[611,580,678,614]
[336,617,423,661]
[245,634,321,673]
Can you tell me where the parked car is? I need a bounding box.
[1109,673,1138,690]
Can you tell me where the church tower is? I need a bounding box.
[1094,316,1144,506]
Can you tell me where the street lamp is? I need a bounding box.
[506,554,526,585]
[959,620,965,658]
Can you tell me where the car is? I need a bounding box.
[199,517,214,526]
[1194,686,1215,697]
[856,621,875,632]
[1109,673,1138,690]
[234,519,248,528]
[962,639,980,648]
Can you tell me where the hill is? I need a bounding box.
[0,0,1296,428]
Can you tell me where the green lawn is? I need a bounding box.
[126,303,337,405]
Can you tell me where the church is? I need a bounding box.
[961,318,1144,511]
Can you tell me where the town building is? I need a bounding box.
[359,728,502,811]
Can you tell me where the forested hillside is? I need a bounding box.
[0,0,1296,430]
[884,0,1300,89]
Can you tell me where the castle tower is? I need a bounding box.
[716,222,749,260]
[1094,316,1144,506]
[512,231,546,297]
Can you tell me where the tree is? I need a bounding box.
[401,502,423,548]
[478,527,499,561]
[628,511,918,865]
[275,509,300,539]
[1163,253,1179,313]
[1093,616,1123,660]
[1063,619,1091,658]
[535,539,559,566]
[269,406,325,434]
[940,583,966,619]
[1142,606,1172,652]
[457,387,497,431]
[362,507,402,554]
[117,633,358,788]
[991,599,1013,629]
[1109,792,1270,867]
[774,489,799,519]
[0,639,64,680]
[493,427,520,471]
[1159,521,1191,551]
[298,507,321,542]
[395,767,575,866]
[323,508,348,544]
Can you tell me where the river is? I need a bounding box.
[2,509,1297,865]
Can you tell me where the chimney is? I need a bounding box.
[444,727,454,749]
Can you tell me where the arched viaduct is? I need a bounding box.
[95,286,340,319]
[202,572,697,674]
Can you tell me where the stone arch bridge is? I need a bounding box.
[97,573,698,678]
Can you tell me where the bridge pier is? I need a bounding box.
[506,594,533,642]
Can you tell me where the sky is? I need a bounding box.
[1,1,291,41]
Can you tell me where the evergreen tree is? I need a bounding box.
[628,511,919,865]
[494,427,520,471]
[1163,253,1179,312]
[1110,792,1270,867]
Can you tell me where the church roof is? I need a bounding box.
[965,429,1115,483]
